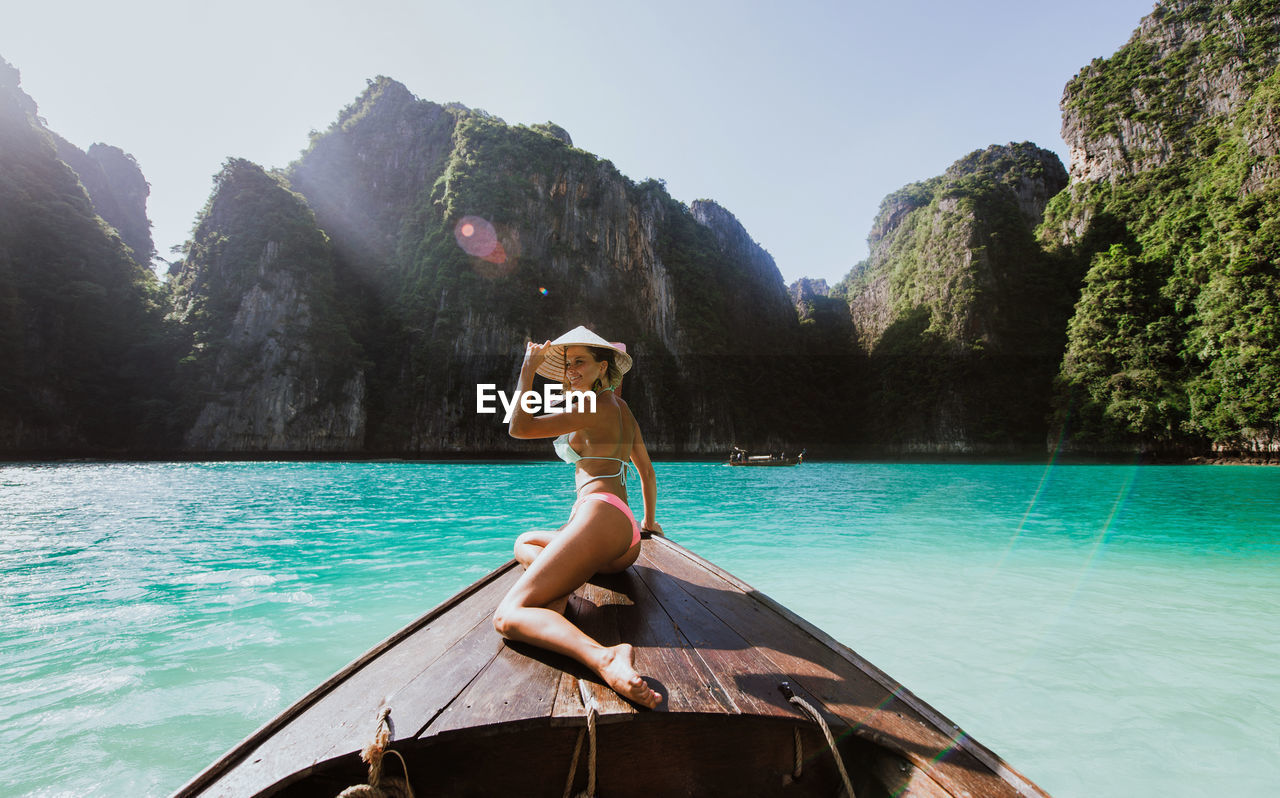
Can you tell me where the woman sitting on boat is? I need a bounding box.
[494,326,663,709]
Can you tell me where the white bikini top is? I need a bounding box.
[554,390,629,487]
[553,433,628,487]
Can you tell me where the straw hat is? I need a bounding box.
[534,325,633,383]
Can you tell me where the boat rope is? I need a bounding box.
[562,706,598,798]
[779,682,856,798]
[563,682,600,798]
[337,706,414,798]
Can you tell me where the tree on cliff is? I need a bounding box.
[1045,0,1280,454]
[0,56,176,451]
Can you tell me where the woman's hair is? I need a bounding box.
[586,346,624,392]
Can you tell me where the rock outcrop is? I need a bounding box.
[846,143,1068,353]
[1061,0,1280,184]
[288,77,457,280]
[168,159,365,451]
[1046,0,1280,454]
[689,199,796,336]
[835,143,1071,452]
[0,55,169,452]
[53,136,154,264]
[166,79,804,454]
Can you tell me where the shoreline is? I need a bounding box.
[1,449,1275,466]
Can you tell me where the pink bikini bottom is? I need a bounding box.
[571,492,642,548]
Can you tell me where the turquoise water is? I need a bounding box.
[1,461,1277,797]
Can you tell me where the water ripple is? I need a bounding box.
[1,461,1277,797]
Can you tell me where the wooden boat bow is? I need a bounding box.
[174,536,1050,797]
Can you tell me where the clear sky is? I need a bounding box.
[2,0,1155,286]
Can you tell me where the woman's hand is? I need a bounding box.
[522,340,551,376]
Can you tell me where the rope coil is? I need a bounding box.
[338,706,415,798]
[564,680,600,798]
[562,707,599,798]
[779,682,856,798]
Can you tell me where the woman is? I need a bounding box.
[493,326,662,709]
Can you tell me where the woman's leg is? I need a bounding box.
[513,528,559,567]
[598,540,641,574]
[518,531,639,574]
[493,502,660,708]
[519,526,639,574]
[512,529,571,614]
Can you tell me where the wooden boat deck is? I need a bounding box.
[176,536,1048,797]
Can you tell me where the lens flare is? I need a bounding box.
[453,215,506,264]
[539,287,548,296]
[453,215,522,279]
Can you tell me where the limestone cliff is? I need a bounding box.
[0,55,168,451]
[1045,0,1280,454]
[53,137,154,265]
[689,199,796,335]
[847,144,1068,353]
[835,143,1071,452]
[288,77,458,282]
[1061,0,1280,185]
[169,159,365,451]
[788,278,854,348]
[276,80,804,454]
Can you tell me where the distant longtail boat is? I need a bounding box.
[728,446,805,466]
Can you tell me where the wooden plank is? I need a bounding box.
[549,582,637,720]
[575,580,640,717]
[612,564,739,715]
[645,538,1045,798]
[629,555,802,720]
[177,562,522,798]
[541,560,740,721]
[317,566,520,746]
[551,668,588,723]
[631,551,846,724]
[427,636,566,735]
[394,611,508,738]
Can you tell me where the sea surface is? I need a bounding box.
[1,460,1277,797]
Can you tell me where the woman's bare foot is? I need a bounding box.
[596,643,661,708]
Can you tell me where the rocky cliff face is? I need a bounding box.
[689,199,797,335]
[53,136,154,264]
[847,143,1068,353]
[264,82,803,456]
[0,56,168,451]
[1045,0,1280,454]
[288,77,458,281]
[1062,0,1280,184]
[835,143,1071,452]
[169,159,365,451]
[167,80,804,454]
[789,278,854,341]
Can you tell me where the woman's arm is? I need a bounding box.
[508,341,593,440]
[629,419,661,535]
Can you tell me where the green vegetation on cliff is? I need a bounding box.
[0,57,175,450]
[1064,0,1280,145]
[281,78,804,452]
[835,143,1072,451]
[168,158,364,449]
[1048,0,1280,453]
